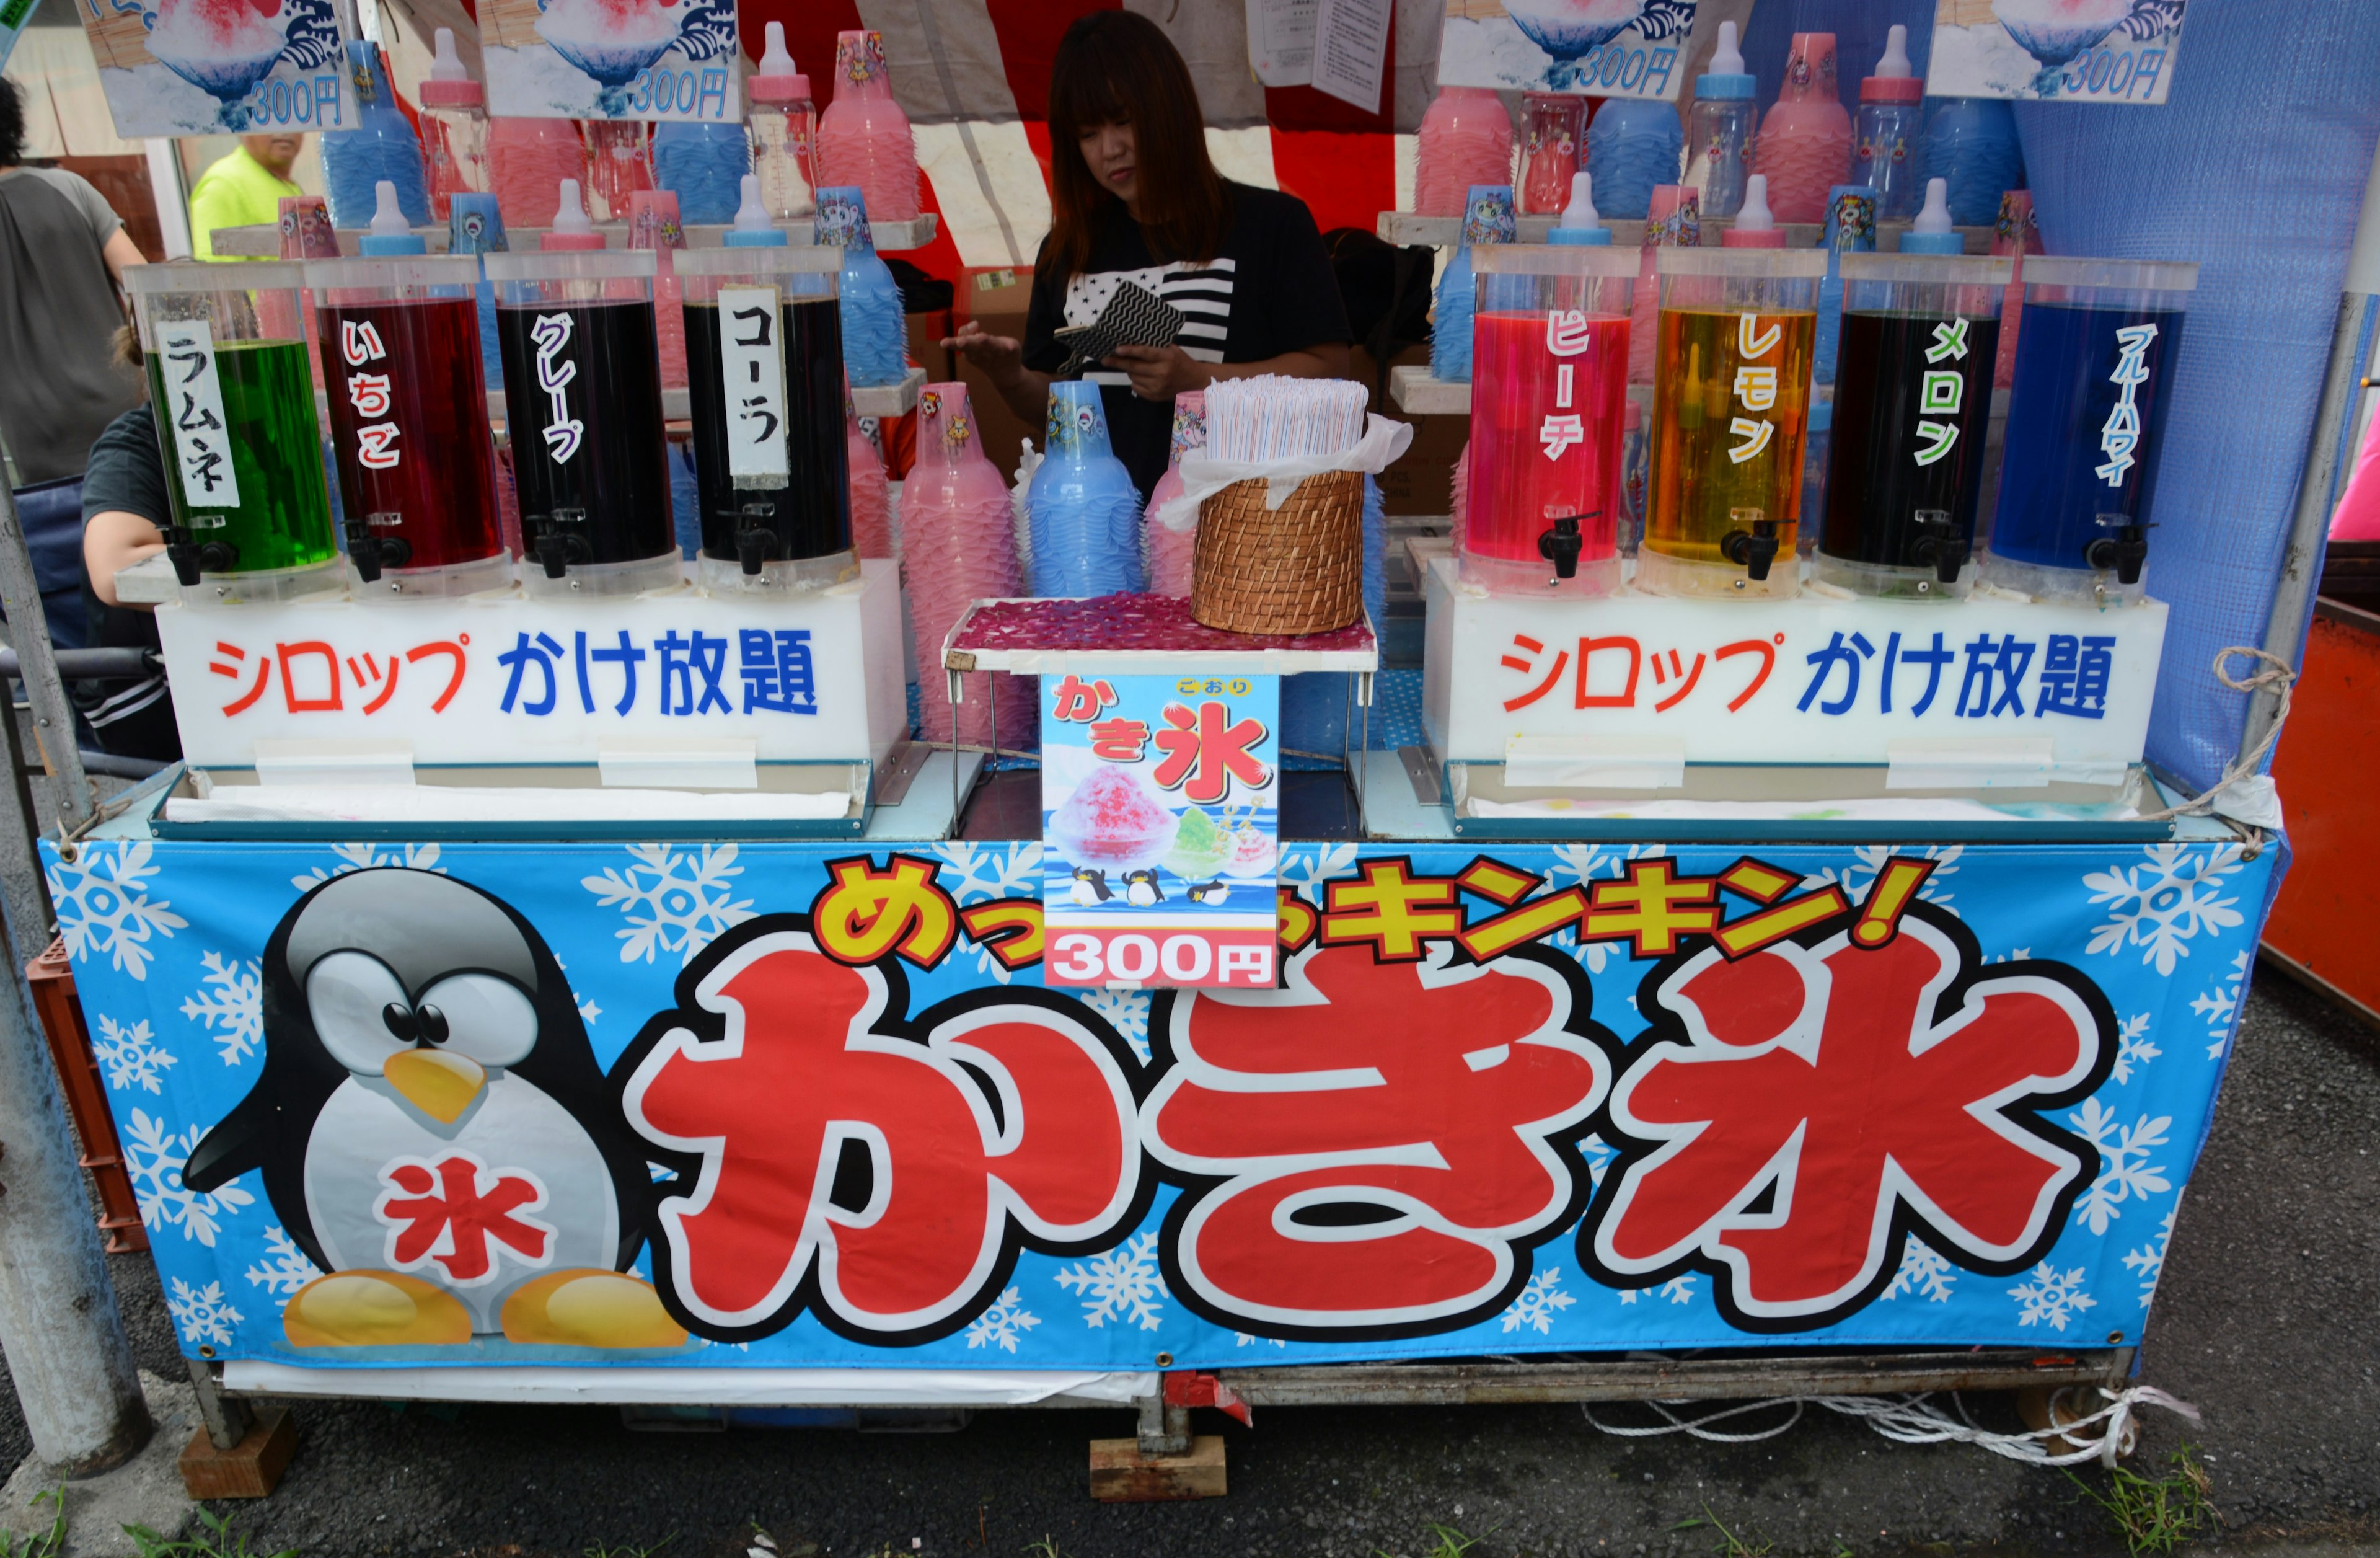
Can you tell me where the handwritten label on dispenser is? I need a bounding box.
[716,285,790,485]
[157,320,240,512]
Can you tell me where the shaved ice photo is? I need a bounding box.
[76,0,348,135]
[1437,0,1698,96]
[480,0,739,120]
[1928,0,2187,102]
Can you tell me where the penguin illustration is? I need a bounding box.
[184,869,684,1352]
[1069,865,1112,905]
[1122,869,1164,906]
[1186,880,1230,906]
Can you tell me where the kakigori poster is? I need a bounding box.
[74,0,355,136]
[478,0,740,120]
[1926,0,2187,103]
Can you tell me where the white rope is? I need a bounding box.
[1580,1385,2200,1469]
[2134,645,2296,834]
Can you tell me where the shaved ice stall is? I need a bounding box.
[19,0,2347,1501]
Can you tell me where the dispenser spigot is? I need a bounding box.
[164,526,203,586]
[344,514,411,583]
[1721,508,1779,582]
[2085,513,2150,587]
[532,510,591,579]
[1537,514,1584,580]
[732,501,780,577]
[1909,508,1967,586]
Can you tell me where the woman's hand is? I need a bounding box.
[1103,343,1211,401]
[942,319,1026,385]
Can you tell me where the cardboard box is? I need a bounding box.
[1357,342,1467,519]
[955,265,1039,486]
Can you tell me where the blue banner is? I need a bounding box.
[46,834,2272,1370]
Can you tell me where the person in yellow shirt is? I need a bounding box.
[188,133,303,260]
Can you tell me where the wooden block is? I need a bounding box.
[178,1406,298,1500]
[1087,1434,1227,1502]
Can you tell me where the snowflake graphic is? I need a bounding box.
[289,841,445,891]
[583,844,756,967]
[1618,1275,1698,1306]
[2069,1097,2172,1235]
[164,1278,243,1348]
[1235,1331,1287,1347]
[553,956,601,1025]
[1545,845,1668,972]
[90,1013,176,1094]
[2084,843,2246,976]
[1580,1133,1617,1188]
[963,1286,1041,1353]
[1881,1241,1957,1303]
[1278,843,1360,903]
[2192,949,2250,1060]
[1053,1231,1168,1330]
[2110,1013,2161,1086]
[1081,988,1152,1064]
[244,1226,322,1297]
[931,841,1042,903]
[49,841,185,980]
[2008,1262,2096,1330]
[123,1108,250,1246]
[2122,1206,2177,1303]
[1500,1266,1577,1334]
[179,950,263,1066]
[1804,844,1960,909]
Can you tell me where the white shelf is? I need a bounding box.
[1390,364,1472,416]
[850,366,928,419]
[210,211,938,258]
[1376,211,1997,254]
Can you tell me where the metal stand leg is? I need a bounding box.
[1135,1389,1191,1457]
[186,1357,252,1451]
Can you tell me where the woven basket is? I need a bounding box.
[1191,469,1365,636]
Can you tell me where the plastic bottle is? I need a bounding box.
[907,381,1028,746]
[1919,97,2024,229]
[1518,92,1585,217]
[1813,183,1877,383]
[1851,25,1924,223]
[1752,33,1851,226]
[1548,171,1611,246]
[627,189,689,389]
[1430,184,1515,384]
[1683,21,1756,220]
[1586,99,1683,223]
[417,28,487,223]
[319,42,430,229]
[747,21,818,223]
[653,121,752,225]
[583,121,653,222]
[814,185,907,387]
[816,30,920,224]
[1028,381,1142,595]
[488,117,588,229]
[1719,174,1784,249]
[1414,86,1513,219]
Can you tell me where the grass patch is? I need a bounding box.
[126,1508,296,1558]
[1377,1523,1486,1558]
[1,1489,63,1558]
[2065,1446,2214,1557]
[1675,1505,1772,1558]
[583,1539,673,1558]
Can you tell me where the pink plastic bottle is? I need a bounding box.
[1751,33,1852,226]
[583,121,653,222]
[1414,86,1514,218]
[627,189,687,389]
[906,382,1029,746]
[1991,190,2040,391]
[1142,391,1205,597]
[487,118,587,230]
[1629,185,1699,384]
[747,20,818,222]
[816,30,920,224]
[417,29,487,223]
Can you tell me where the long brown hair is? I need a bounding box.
[1041,11,1228,283]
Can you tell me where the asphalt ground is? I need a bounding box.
[1,969,2374,1558]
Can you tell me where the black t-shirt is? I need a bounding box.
[76,405,178,759]
[1023,182,1352,498]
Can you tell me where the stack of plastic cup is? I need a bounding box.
[1752,33,1853,225]
[489,117,587,228]
[1028,382,1142,595]
[320,42,430,228]
[1629,185,1701,383]
[627,190,689,389]
[1990,190,2041,390]
[906,382,1028,746]
[816,186,907,387]
[847,392,892,560]
[1586,99,1684,222]
[1814,184,1879,384]
[1143,391,1206,596]
[1414,86,1513,218]
[583,122,654,221]
[816,30,920,223]
[1431,184,1515,384]
[653,121,752,225]
[1921,97,2024,229]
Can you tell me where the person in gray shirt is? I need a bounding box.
[0,78,147,485]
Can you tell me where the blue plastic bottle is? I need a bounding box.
[1430,184,1514,384]
[319,42,430,229]
[1028,382,1144,596]
[1852,25,1924,222]
[1683,20,1756,219]
[1919,98,2024,229]
[1586,99,1683,222]
[653,121,753,226]
[814,185,907,388]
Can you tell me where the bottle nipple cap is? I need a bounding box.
[541,179,607,250]
[1721,175,1786,248]
[1549,172,1611,245]
[430,27,466,79]
[359,180,425,255]
[1861,24,1924,102]
[418,25,482,105]
[725,174,790,247]
[1900,177,1965,254]
[1696,20,1755,99]
[750,20,811,104]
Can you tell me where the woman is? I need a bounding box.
[945,11,1352,499]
